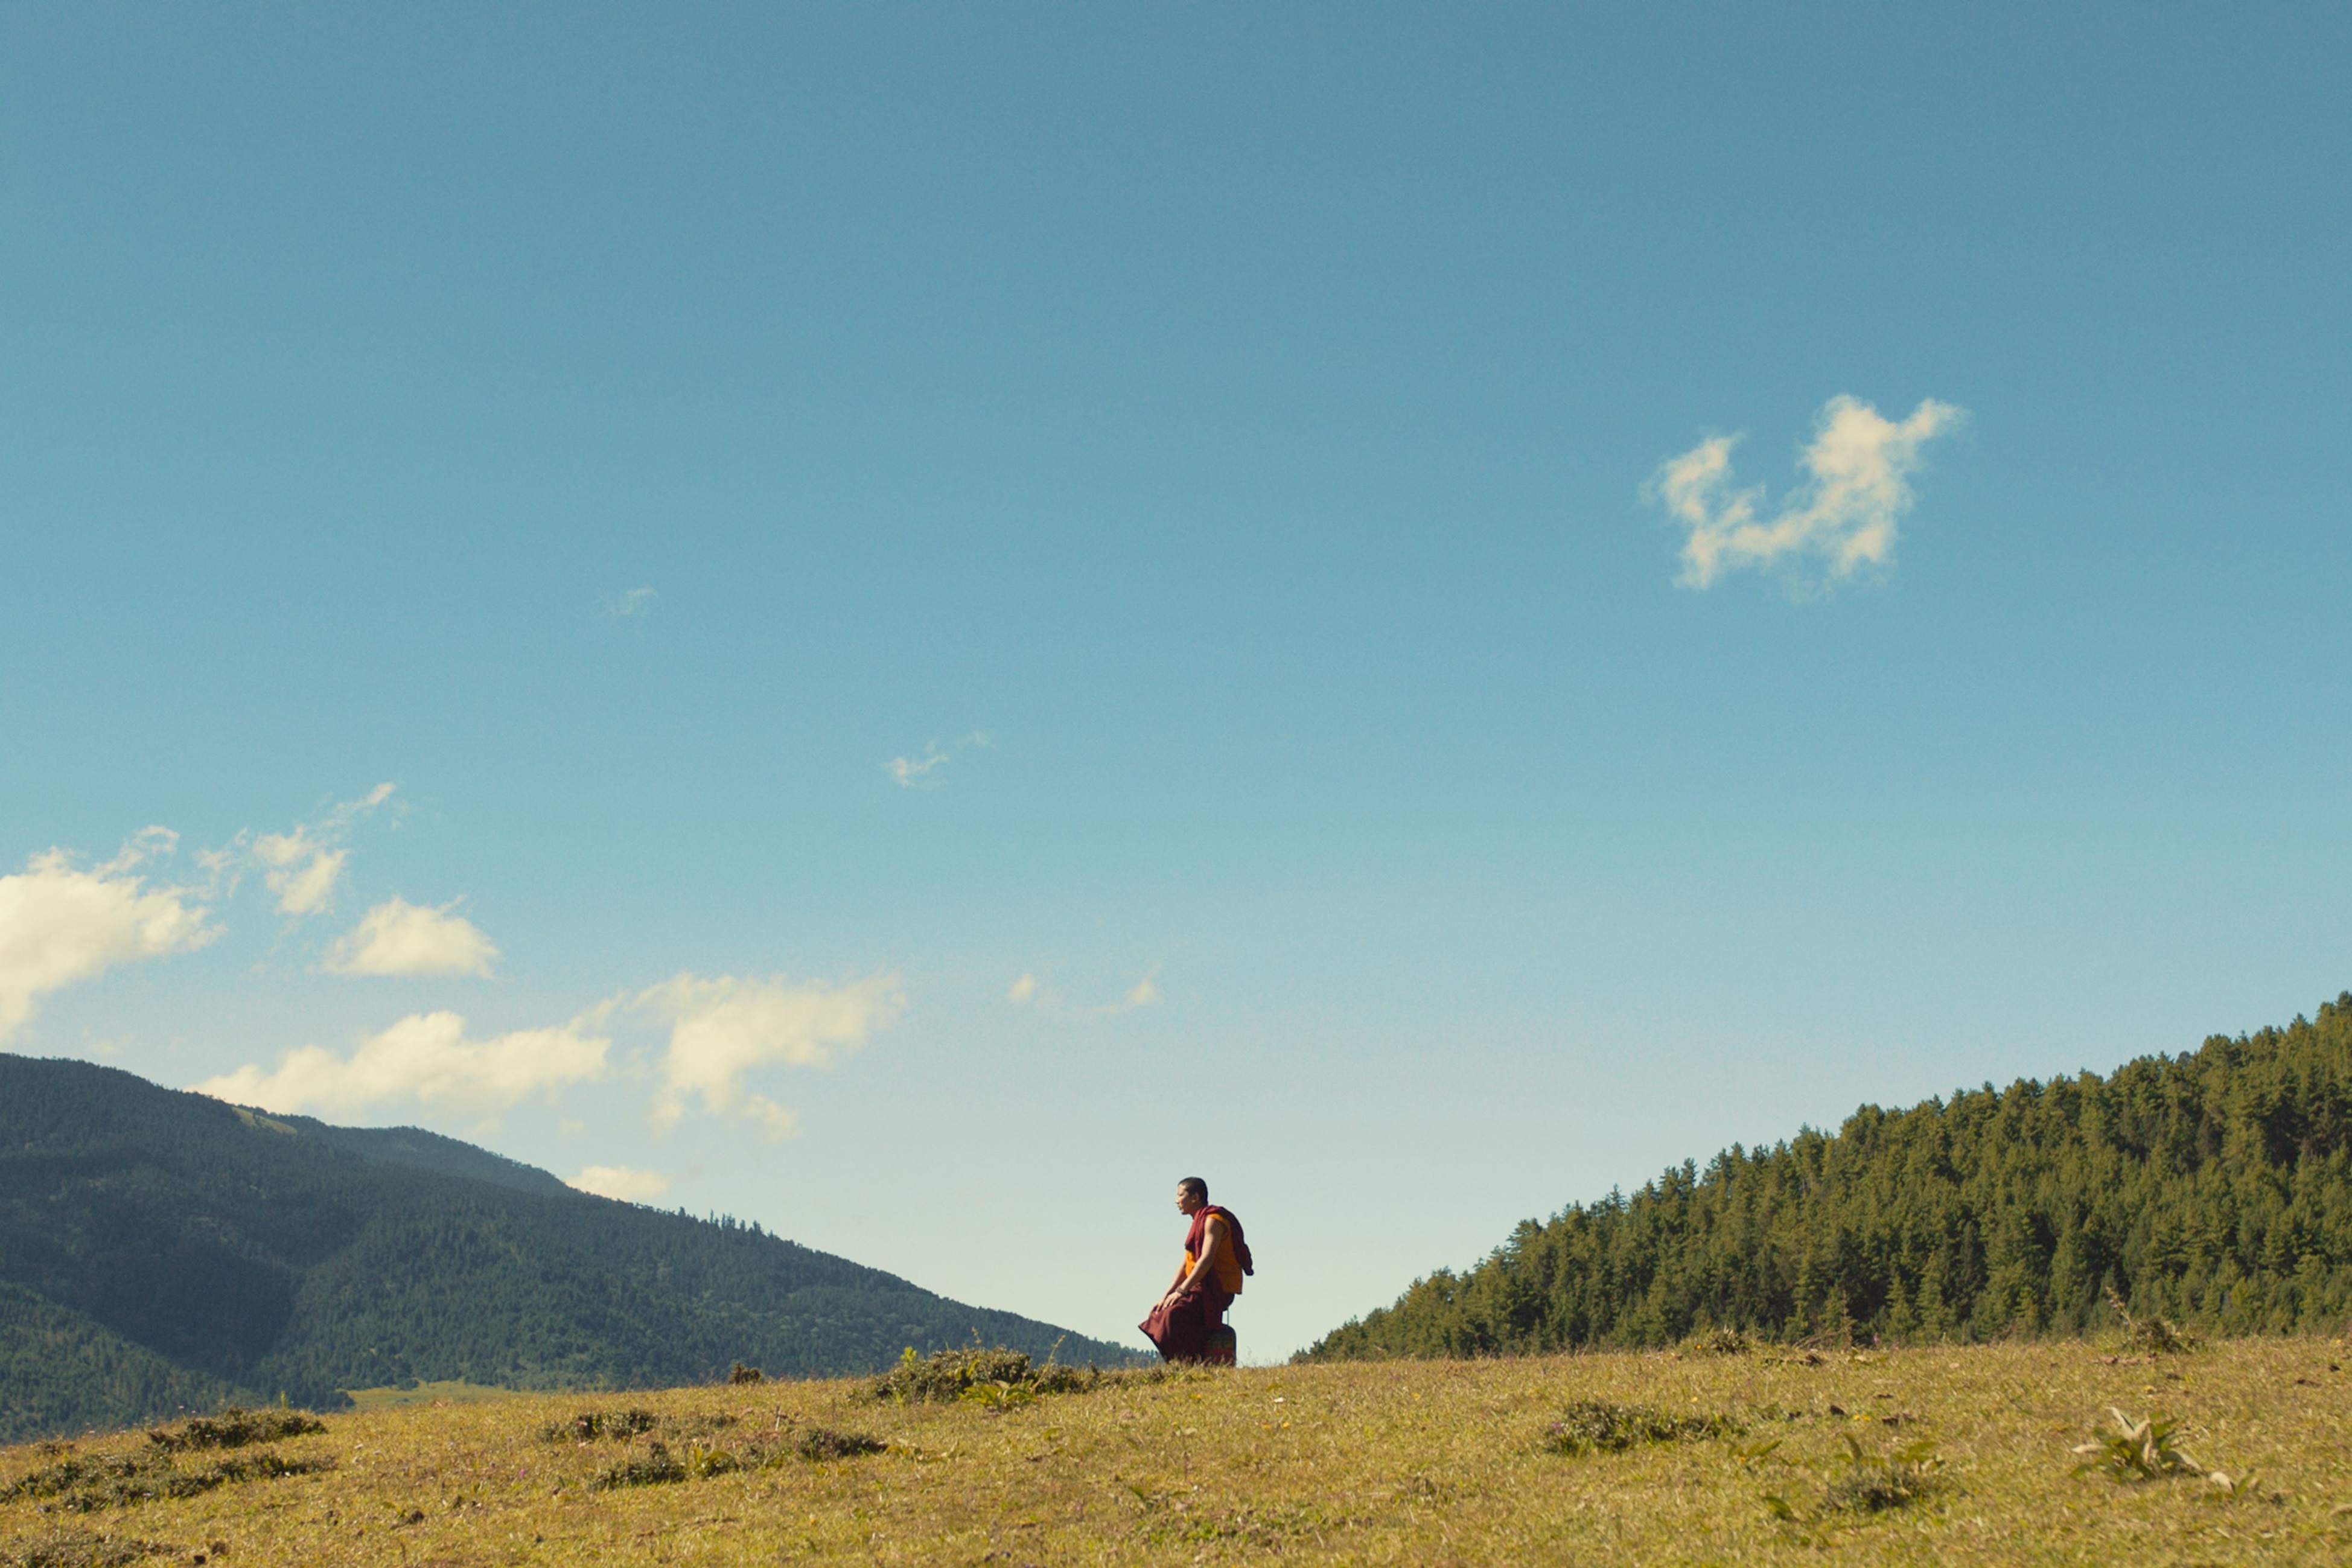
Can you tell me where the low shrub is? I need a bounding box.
[145,1408,325,1453]
[869,1348,1036,1401]
[586,1426,886,1490]
[4,1452,332,1514]
[1542,1400,1737,1456]
[590,1442,691,1491]
[866,1347,1174,1403]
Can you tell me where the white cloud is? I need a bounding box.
[323,897,500,977]
[0,832,216,1041]
[1004,966,1161,1019]
[633,972,903,1133]
[569,1164,672,1203]
[886,731,993,789]
[606,587,657,619]
[250,783,395,917]
[255,835,345,916]
[1648,395,1964,590]
[191,1010,608,1116]
[888,748,949,786]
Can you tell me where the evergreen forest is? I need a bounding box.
[0,1054,1133,1442]
[1304,993,2352,1361]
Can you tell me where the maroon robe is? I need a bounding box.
[1141,1206,1251,1362]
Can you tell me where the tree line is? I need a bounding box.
[1303,993,2352,1360]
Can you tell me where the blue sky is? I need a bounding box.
[4,5,2348,1359]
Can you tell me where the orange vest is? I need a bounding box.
[1184,1207,1246,1295]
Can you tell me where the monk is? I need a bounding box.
[1141,1176,1252,1363]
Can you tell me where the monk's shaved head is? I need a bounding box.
[1178,1177,1208,1202]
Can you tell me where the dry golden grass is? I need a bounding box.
[6,1337,2351,1566]
[343,1382,526,1413]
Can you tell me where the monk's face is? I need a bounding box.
[1174,1187,1204,1216]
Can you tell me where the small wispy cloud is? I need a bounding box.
[1005,966,1162,1020]
[0,829,216,1042]
[605,587,657,620]
[886,731,993,789]
[890,748,949,786]
[237,783,397,918]
[322,897,500,978]
[1647,395,1965,591]
[569,1164,672,1203]
[192,1009,609,1116]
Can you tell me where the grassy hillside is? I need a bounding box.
[0,1055,1134,1442]
[1307,993,2352,1362]
[3,1339,2347,1564]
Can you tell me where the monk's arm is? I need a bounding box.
[1167,1215,1228,1299]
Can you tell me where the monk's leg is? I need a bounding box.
[1158,1292,1212,1362]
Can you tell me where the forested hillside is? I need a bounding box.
[1305,993,2352,1361]
[0,1055,1134,1442]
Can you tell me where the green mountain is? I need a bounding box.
[270,1114,577,1197]
[0,1054,1136,1442]
[1304,993,2352,1362]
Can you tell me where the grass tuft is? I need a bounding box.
[865,1347,1184,1403]
[144,1409,325,1453]
[2072,1407,2206,1483]
[2203,1467,2261,1499]
[590,1442,691,1491]
[868,1348,1036,1401]
[587,1424,885,1490]
[1541,1400,1738,1456]
[0,1527,162,1567]
[3,1452,331,1514]
[792,1428,887,1462]
[2106,1287,2200,1356]
[960,1380,1036,1412]
[540,1409,658,1444]
[1821,1434,1941,1513]
[584,1417,893,1492]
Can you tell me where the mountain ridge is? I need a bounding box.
[262,1111,578,1197]
[0,1053,1136,1442]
